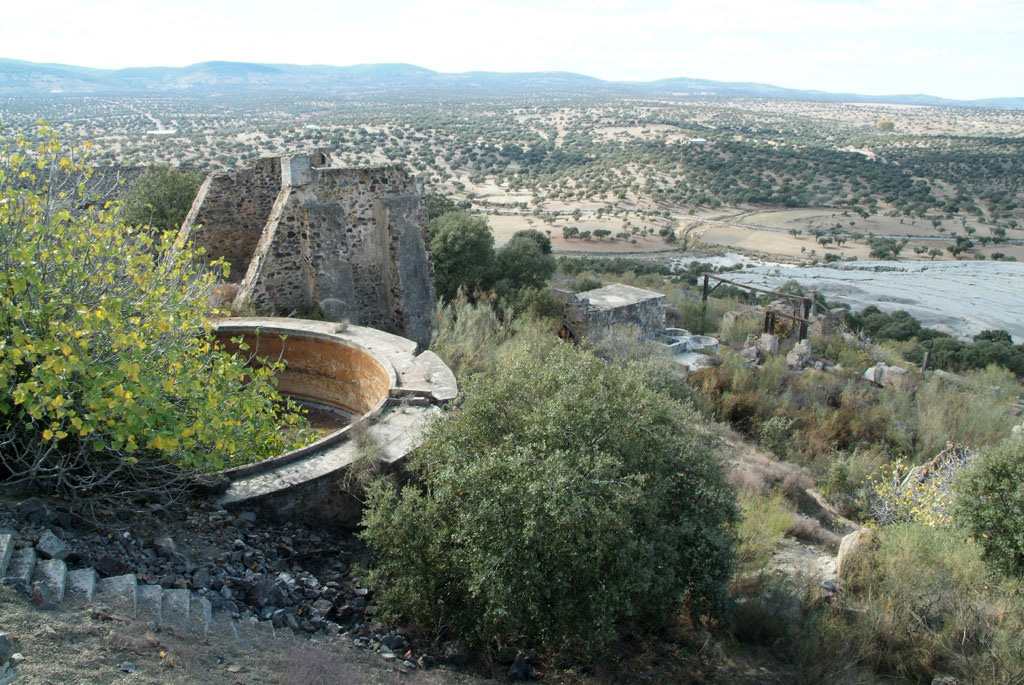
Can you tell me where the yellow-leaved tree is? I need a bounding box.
[0,125,311,514]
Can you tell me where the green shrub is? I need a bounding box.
[360,338,736,655]
[120,163,202,233]
[0,127,310,504]
[744,524,1024,682]
[514,286,563,321]
[428,212,495,302]
[954,438,1024,577]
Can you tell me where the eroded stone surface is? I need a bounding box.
[555,283,666,340]
[179,152,434,347]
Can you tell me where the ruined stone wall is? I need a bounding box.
[590,298,665,337]
[179,154,434,348]
[553,287,665,340]
[181,157,282,281]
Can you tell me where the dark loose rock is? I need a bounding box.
[95,554,129,578]
[35,530,69,561]
[31,583,59,610]
[508,653,533,681]
[15,498,54,525]
[152,536,178,559]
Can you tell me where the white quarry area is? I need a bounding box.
[669,251,783,271]
[727,261,1024,342]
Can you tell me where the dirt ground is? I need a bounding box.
[695,211,1024,262]
[0,585,486,685]
[485,213,675,252]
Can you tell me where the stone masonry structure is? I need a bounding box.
[554,283,666,340]
[178,151,434,347]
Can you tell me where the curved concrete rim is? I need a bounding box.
[207,317,456,489]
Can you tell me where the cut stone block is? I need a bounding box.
[135,584,163,625]
[96,574,137,619]
[32,558,67,604]
[162,588,190,628]
[0,535,12,578]
[233,616,258,648]
[66,568,98,604]
[5,547,36,587]
[188,596,212,637]
[252,620,276,643]
[208,611,238,641]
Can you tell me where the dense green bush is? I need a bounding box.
[493,230,556,296]
[954,438,1024,577]
[120,163,202,233]
[0,127,310,505]
[430,213,557,303]
[847,307,1024,377]
[429,212,496,302]
[360,337,736,655]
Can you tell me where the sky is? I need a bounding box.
[6,0,1023,100]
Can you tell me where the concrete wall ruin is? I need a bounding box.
[555,283,666,340]
[179,151,434,348]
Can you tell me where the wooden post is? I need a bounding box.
[921,350,930,373]
[700,274,709,335]
[800,297,812,340]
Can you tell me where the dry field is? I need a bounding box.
[695,208,1024,262]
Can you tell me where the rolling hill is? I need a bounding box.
[0,57,1020,108]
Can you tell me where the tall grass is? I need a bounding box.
[429,291,519,379]
[735,489,797,569]
[732,524,1024,683]
[697,347,1021,484]
[915,365,1020,457]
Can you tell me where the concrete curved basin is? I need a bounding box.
[208,317,457,522]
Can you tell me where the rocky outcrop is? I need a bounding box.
[863,362,910,387]
[836,528,877,581]
[0,633,23,685]
[786,339,812,369]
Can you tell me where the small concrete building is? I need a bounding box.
[555,283,666,340]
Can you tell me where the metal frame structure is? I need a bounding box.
[700,273,823,340]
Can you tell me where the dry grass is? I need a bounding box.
[786,515,841,549]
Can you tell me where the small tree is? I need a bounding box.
[429,211,495,301]
[954,438,1024,577]
[120,164,202,233]
[0,127,310,511]
[360,339,736,655]
[494,232,556,295]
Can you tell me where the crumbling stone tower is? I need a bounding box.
[177,151,434,347]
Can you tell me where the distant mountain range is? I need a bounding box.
[1,58,1021,108]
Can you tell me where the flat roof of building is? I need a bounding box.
[578,283,665,310]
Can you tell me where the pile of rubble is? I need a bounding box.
[0,633,23,685]
[0,495,423,666]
